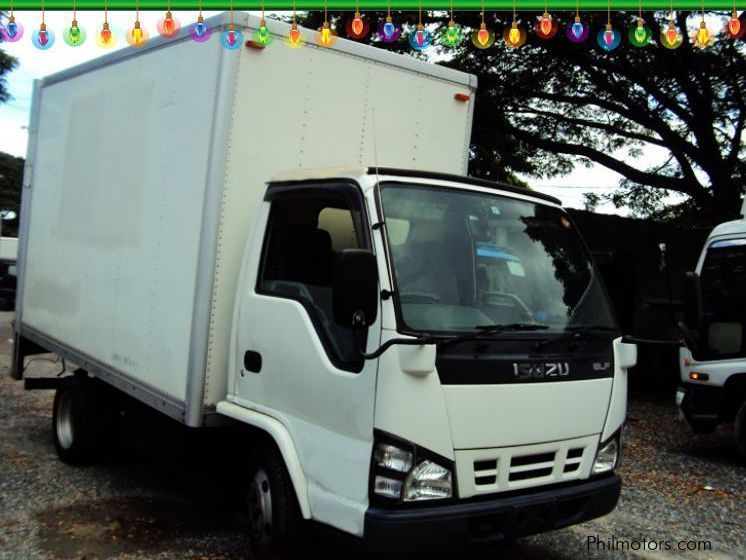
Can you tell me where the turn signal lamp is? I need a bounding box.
[689,372,709,381]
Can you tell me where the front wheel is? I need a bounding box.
[736,401,746,459]
[246,444,308,555]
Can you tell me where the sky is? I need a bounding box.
[0,10,684,215]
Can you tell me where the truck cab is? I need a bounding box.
[677,207,746,457]
[218,166,636,550]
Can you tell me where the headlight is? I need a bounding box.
[592,435,620,474]
[403,460,452,501]
[373,443,413,473]
[371,438,454,502]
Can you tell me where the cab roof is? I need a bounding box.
[270,166,562,206]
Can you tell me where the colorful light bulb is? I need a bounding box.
[288,22,302,47]
[408,23,431,51]
[442,20,461,46]
[477,25,489,46]
[535,12,557,39]
[318,21,334,47]
[164,11,175,35]
[63,19,87,46]
[126,18,150,48]
[629,18,651,47]
[5,16,21,40]
[729,11,741,36]
[666,22,678,44]
[540,12,552,36]
[158,10,181,38]
[221,23,243,50]
[190,15,212,42]
[696,20,710,46]
[596,23,620,51]
[472,22,494,49]
[604,25,614,46]
[566,15,588,43]
[508,22,520,45]
[100,22,112,44]
[352,12,363,36]
[32,22,55,49]
[255,19,271,45]
[131,22,144,46]
[38,24,48,46]
[346,11,369,40]
[634,20,646,42]
[383,18,395,40]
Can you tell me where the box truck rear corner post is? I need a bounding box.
[10,12,635,554]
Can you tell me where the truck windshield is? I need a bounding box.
[701,238,746,323]
[379,183,616,334]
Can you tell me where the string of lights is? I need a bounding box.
[2,2,743,50]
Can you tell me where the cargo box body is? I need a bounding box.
[16,12,476,425]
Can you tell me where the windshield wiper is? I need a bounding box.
[535,324,619,351]
[438,322,550,349]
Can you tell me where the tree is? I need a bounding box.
[303,10,746,223]
[0,152,23,237]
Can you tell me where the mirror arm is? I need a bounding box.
[352,311,434,360]
[676,321,699,354]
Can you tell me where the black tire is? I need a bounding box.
[736,401,746,459]
[52,373,101,465]
[246,442,308,555]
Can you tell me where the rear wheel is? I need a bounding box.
[246,443,307,555]
[52,373,101,465]
[736,401,746,459]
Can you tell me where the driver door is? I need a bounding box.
[233,181,380,531]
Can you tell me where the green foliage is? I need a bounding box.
[0,152,23,237]
[303,10,746,223]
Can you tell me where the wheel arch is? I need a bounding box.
[723,373,746,421]
[216,400,312,519]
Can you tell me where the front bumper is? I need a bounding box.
[364,474,621,551]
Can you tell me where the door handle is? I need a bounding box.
[244,351,262,373]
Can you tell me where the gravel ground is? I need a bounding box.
[0,310,744,560]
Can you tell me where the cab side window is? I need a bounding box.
[258,186,369,371]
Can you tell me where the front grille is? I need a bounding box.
[457,435,599,498]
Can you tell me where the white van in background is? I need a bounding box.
[678,198,746,457]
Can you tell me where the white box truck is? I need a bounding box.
[677,198,746,457]
[12,12,636,553]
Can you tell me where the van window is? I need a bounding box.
[258,190,367,370]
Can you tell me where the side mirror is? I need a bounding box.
[333,249,379,327]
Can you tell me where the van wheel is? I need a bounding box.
[247,444,307,555]
[736,401,746,459]
[52,375,99,465]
